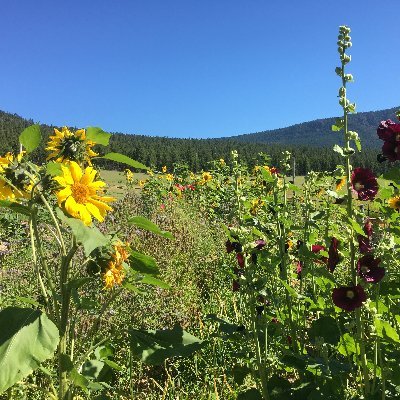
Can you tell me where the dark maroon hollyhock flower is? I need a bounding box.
[358,235,372,254]
[271,317,279,324]
[351,168,379,201]
[226,240,235,253]
[357,254,385,283]
[232,280,240,292]
[364,218,373,237]
[332,284,367,311]
[327,237,340,272]
[254,239,266,250]
[377,119,400,142]
[312,244,325,253]
[237,253,245,268]
[382,140,400,162]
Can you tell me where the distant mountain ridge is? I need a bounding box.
[228,107,399,147]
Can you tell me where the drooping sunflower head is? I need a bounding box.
[102,241,130,289]
[335,177,346,191]
[54,161,115,226]
[0,151,36,201]
[46,127,97,164]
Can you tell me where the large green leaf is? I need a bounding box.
[86,127,111,146]
[0,307,59,393]
[100,153,148,170]
[128,216,174,239]
[19,124,41,153]
[129,251,159,275]
[139,275,170,289]
[129,325,203,365]
[309,316,340,345]
[46,161,62,177]
[56,209,109,256]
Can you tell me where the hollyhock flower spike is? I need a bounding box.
[327,237,340,272]
[382,141,400,162]
[357,254,385,283]
[351,168,378,201]
[332,284,367,312]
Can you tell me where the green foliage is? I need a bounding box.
[19,124,41,153]
[0,307,59,393]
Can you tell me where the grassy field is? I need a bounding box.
[99,169,148,198]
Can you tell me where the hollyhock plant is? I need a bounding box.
[237,253,245,268]
[254,239,266,250]
[332,284,367,311]
[382,140,400,162]
[312,244,328,264]
[327,237,340,272]
[351,168,378,201]
[358,235,372,254]
[357,254,385,283]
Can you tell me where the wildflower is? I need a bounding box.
[0,151,33,201]
[357,254,385,283]
[46,127,97,164]
[388,196,400,210]
[335,177,346,191]
[0,241,11,256]
[103,261,125,289]
[186,184,195,191]
[219,159,225,165]
[250,198,264,216]
[237,253,245,268]
[312,244,328,264]
[351,168,378,201]
[202,172,212,183]
[254,239,266,250]
[125,169,133,182]
[285,239,294,252]
[165,174,174,182]
[296,260,303,279]
[139,180,147,187]
[358,218,373,254]
[102,241,129,289]
[381,140,400,162]
[54,161,115,226]
[332,284,367,311]
[162,166,167,173]
[327,237,340,272]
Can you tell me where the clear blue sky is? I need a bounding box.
[1,0,399,138]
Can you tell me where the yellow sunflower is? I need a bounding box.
[54,161,115,226]
[103,241,129,289]
[165,174,174,182]
[162,165,167,173]
[336,177,346,191]
[388,196,400,210]
[46,126,97,164]
[125,169,133,182]
[202,172,212,182]
[0,151,32,201]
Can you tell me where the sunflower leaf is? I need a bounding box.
[100,153,148,170]
[128,216,174,239]
[19,125,41,153]
[86,127,111,146]
[56,209,109,256]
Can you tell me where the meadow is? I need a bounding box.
[1,25,400,400]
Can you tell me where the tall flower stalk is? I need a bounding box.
[335,25,370,395]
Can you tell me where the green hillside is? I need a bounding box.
[0,107,396,175]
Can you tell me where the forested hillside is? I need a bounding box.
[230,106,399,147]
[0,108,394,175]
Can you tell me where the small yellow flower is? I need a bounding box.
[202,172,212,183]
[336,177,346,191]
[148,169,154,177]
[162,166,167,173]
[250,198,265,216]
[219,159,225,165]
[46,127,97,164]
[388,196,400,210]
[125,169,133,182]
[165,174,174,182]
[253,165,260,174]
[139,179,147,187]
[54,161,115,226]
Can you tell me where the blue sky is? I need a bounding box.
[0,0,399,138]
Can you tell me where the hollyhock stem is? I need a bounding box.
[338,27,370,395]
